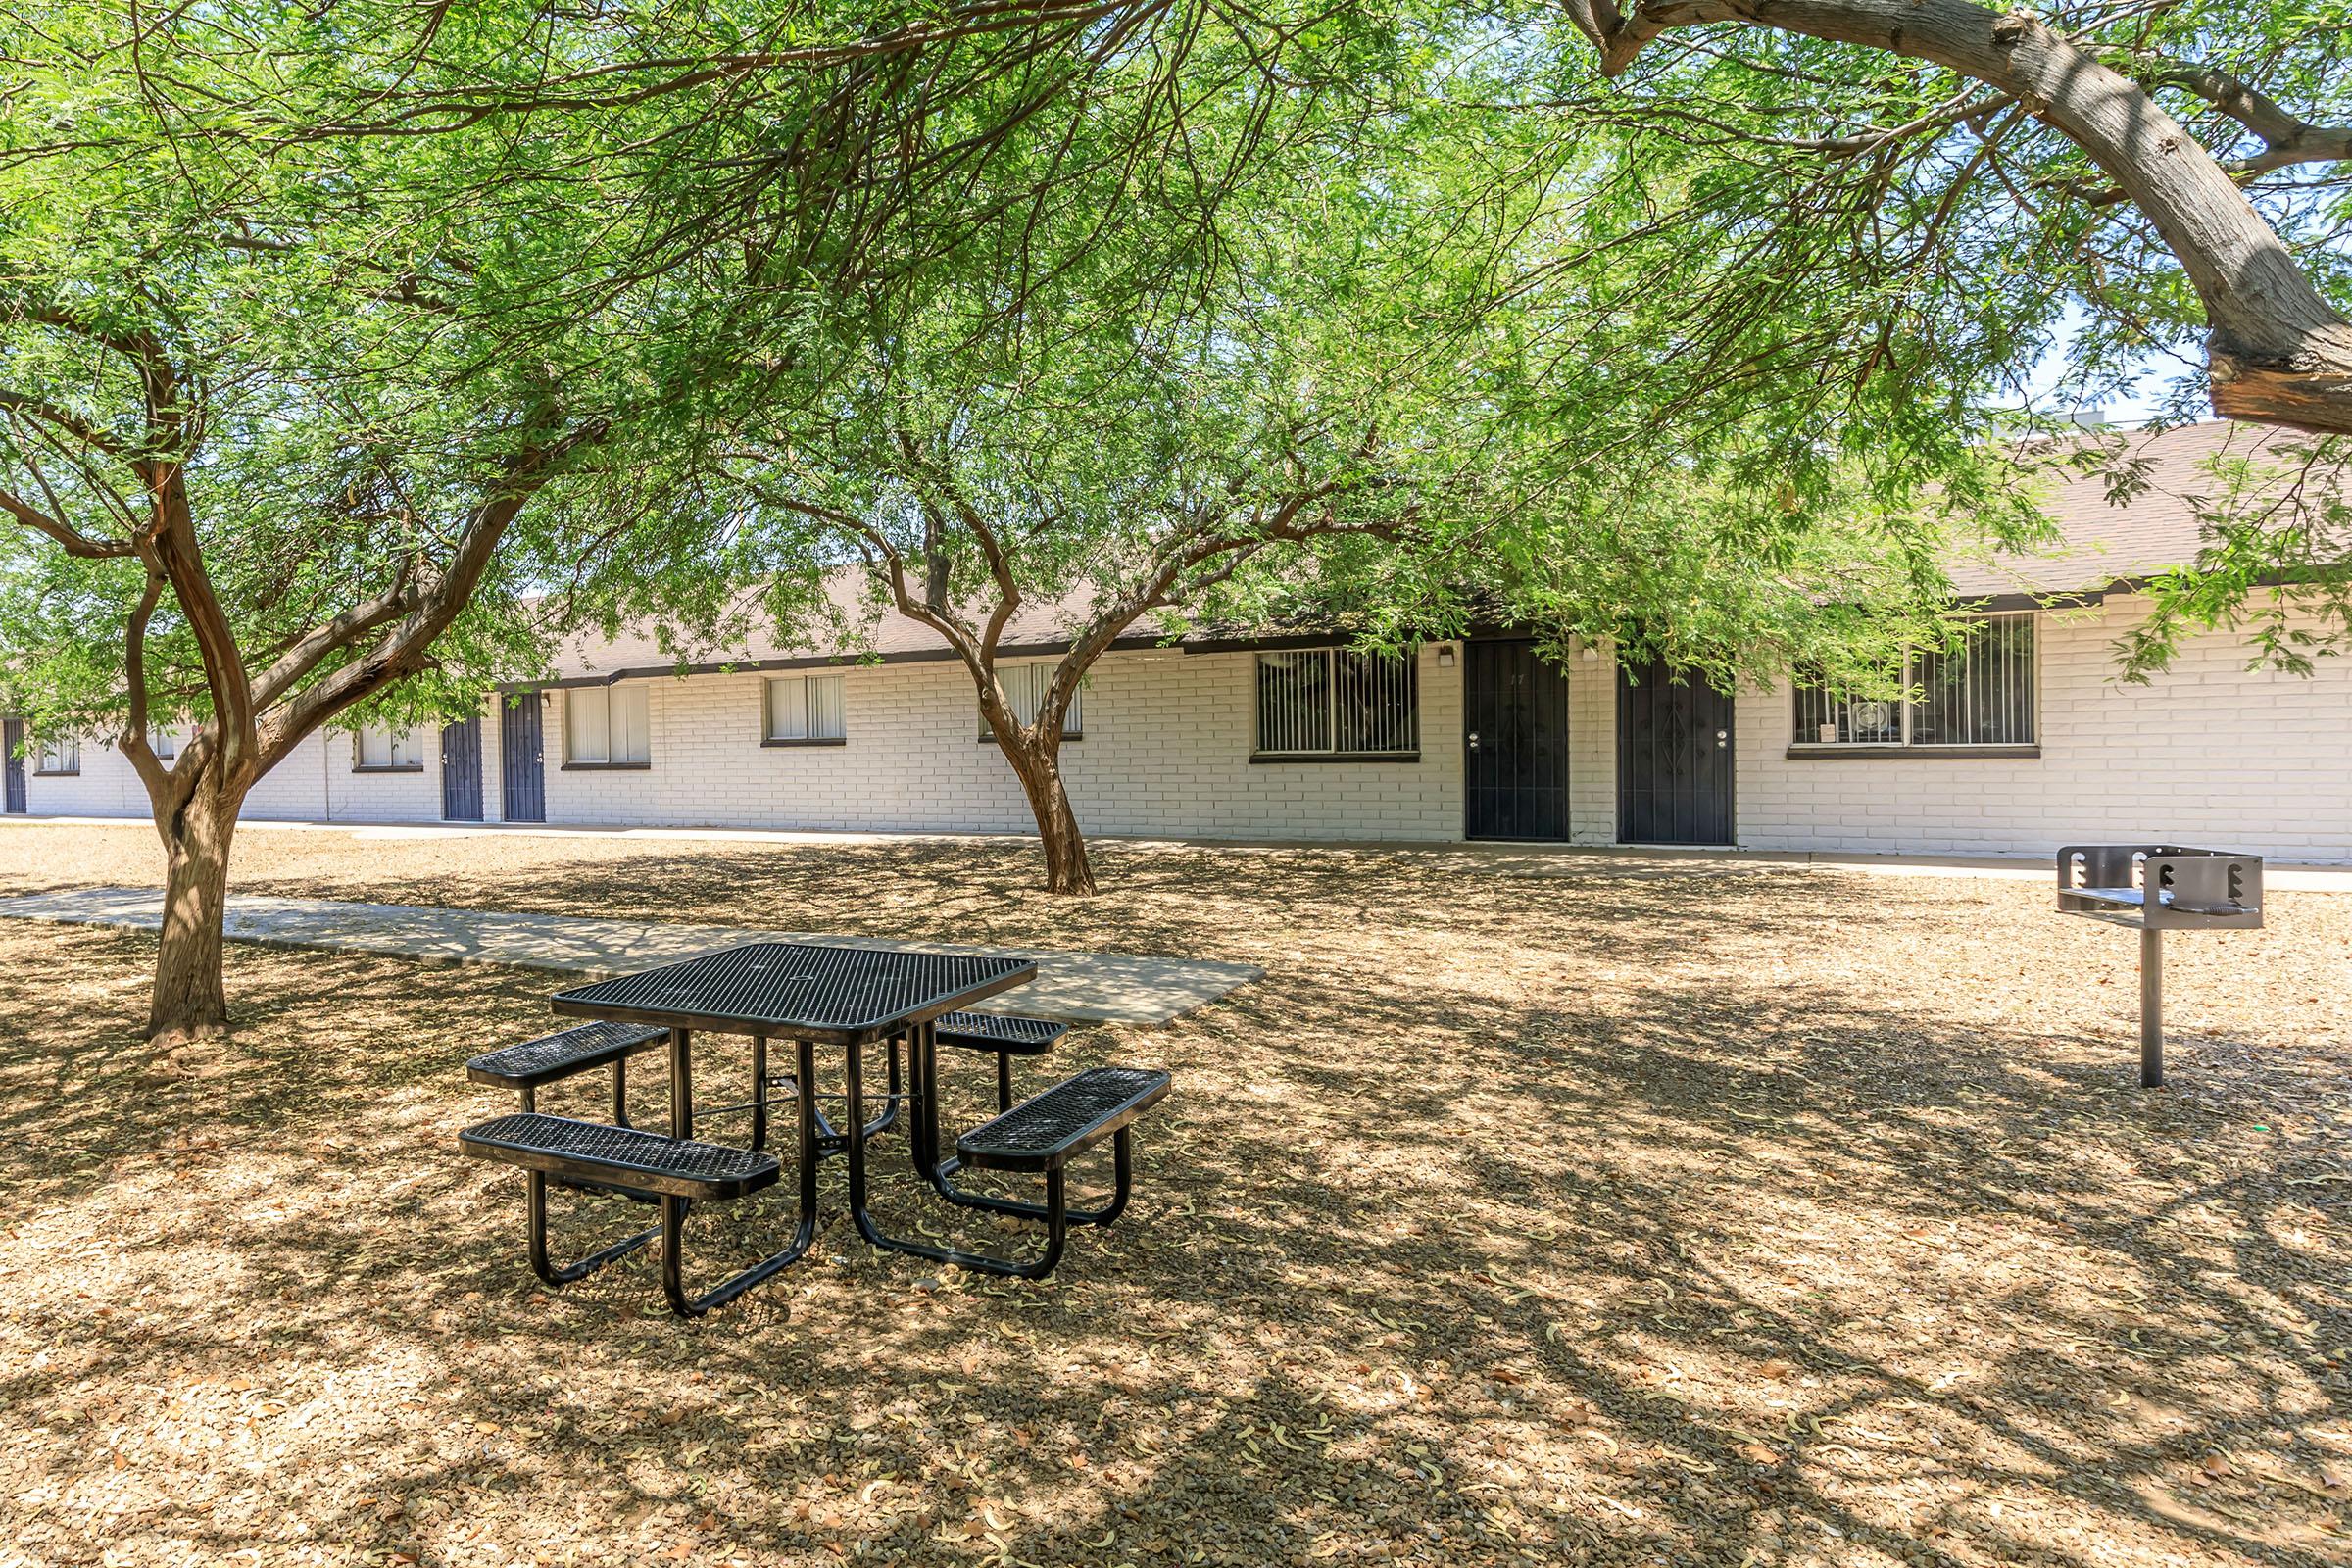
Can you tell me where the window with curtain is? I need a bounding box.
[356,726,421,769]
[564,684,651,765]
[35,735,78,774]
[979,662,1082,741]
[1792,614,2036,749]
[763,673,847,743]
[1254,648,1419,759]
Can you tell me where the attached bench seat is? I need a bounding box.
[957,1065,1172,1173]
[459,1112,805,1315]
[933,1010,1069,1111]
[936,1011,1067,1055]
[886,1064,1171,1282]
[466,1020,668,1108]
[461,1112,779,1200]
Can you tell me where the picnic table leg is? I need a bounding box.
[907,1019,1131,1230]
[525,1170,662,1288]
[844,1036,881,1248]
[905,1022,939,1173]
[750,1033,768,1152]
[668,1027,693,1140]
[798,1035,901,1156]
[794,1038,820,1234]
[846,1029,1071,1279]
[656,1035,823,1317]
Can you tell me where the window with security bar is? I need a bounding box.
[1792,614,2035,749]
[1254,648,1419,759]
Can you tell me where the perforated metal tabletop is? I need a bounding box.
[549,942,1035,1043]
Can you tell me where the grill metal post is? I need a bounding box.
[2140,927,2164,1088]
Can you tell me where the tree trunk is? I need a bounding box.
[1003,738,1096,896]
[147,775,241,1046]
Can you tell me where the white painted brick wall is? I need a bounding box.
[22,739,146,817]
[17,610,2348,862]
[535,645,1465,842]
[20,721,461,826]
[1568,643,1617,845]
[1727,596,2352,861]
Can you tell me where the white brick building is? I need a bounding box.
[10,423,2349,862]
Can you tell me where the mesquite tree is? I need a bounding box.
[0,0,1200,1039]
[735,340,1435,899]
[714,17,2055,894]
[722,39,1490,895]
[0,203,649,1041]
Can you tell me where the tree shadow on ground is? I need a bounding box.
[0,846,2345,1567]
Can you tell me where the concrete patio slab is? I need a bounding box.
[0,887,1259,1026]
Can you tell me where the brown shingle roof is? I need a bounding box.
[1944,420,2299,598]
[546,574,1100,683]
[544,422,2304,680]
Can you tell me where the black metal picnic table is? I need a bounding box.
[547,941,1036,1311]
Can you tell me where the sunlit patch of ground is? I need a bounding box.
[0,823,2345,1567]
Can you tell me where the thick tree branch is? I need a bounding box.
[894,433,1027,659]
[2132,60,2352,176]
[0,480,136,557]
[147,466,259,778]
[246,584,417,710]
[0,389,140,460]
[118,564,180,809]
[259,416,612,767]
[1559,0,2352,434]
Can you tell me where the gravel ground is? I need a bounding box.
[0,821,2346,1568]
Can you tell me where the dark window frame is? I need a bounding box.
[1790,613,2037,756]
[1251,647,1421,762]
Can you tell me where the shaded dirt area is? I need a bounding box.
[0,821,2346,1568]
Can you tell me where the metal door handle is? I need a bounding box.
[1715,730,1729,748]
[1467,731,1480,752]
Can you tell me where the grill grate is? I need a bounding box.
[553,943,1032,1040]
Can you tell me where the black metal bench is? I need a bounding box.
[460,1111,809,1314]
[933,1010,1068,1111]
[466,1020,668,1120]
[900,1065,1172,1280]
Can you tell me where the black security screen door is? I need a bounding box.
[1617,660,1734,845]
[500,695,545,823]
[441,713,484,821]
[3,719,24,813]
[1464,639,1571,840]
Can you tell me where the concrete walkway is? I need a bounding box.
[0,888,1260,1026]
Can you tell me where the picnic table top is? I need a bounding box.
[550,940,1035,1044]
